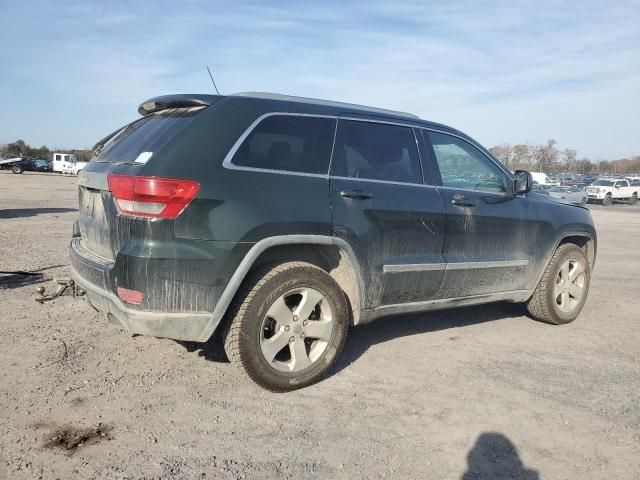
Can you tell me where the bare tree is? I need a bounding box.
[533,139,559,172]
[489,143,514,169]
[512,144,531,170]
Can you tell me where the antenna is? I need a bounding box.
[206,66,220,95]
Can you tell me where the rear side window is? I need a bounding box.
[231,115,336,174]
[95,107,203,163]
[331,120,422,184]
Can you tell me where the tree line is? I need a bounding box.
[488,139,640,175]
[0,140,93,163]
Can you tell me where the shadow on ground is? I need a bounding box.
[177,302,525,371]
[462,432,539,479]
[0,207,77,219]
[0,272,46,289]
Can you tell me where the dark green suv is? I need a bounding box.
[71,92,596,391]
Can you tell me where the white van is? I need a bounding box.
[52,152,88,175]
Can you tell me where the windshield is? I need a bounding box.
[34,160,48,167]
[592,180,614,186]
[94,107,203,163]
[549,187,567,192]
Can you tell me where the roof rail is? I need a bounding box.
[231,92,420,120]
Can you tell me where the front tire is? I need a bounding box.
[223,262,349,392]
[526,244,590,325]
[630,193,638,205]
[12,165,23,174]
[602,194,612,206]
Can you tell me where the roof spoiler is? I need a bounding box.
[137,94,221,116]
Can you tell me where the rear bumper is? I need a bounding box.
[70,238,213,341]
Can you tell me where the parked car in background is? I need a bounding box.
[531,183,550,195]
[32,159,53,172]
[530,172,559,187]
[0,157,52,174]
[626,176,640,187]
[548,186,588,205]
[586,178,639,205]
[70,92,597,391]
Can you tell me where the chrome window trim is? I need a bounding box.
[221,112,338,177]
[330,175,432,188]
[220,111,508,189]
[339,115,420,128]
[436,185,508,197]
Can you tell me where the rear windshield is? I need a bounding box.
[592,180,614,186]
[93,107,203,163]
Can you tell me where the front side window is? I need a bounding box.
[427,131,507,193]
[331,119,422,184]
[231,115,336,174]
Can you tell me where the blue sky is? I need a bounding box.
[1,0,639,159]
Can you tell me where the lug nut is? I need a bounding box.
[303,319,308,326]
[289,336,295,343]
[284,326,290,332]
[300,333,305,339]
[293,315,299,322]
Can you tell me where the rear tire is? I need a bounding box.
[630,193,638,205]
[526,244,590,325]
[223,262,349,392]
[11,165,23,174]
[580,196,587,206]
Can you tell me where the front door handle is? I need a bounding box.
[340,190,373,200]
[451,194,476,207]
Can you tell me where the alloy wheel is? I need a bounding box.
[554,258,586,313]
[259,287,334,373]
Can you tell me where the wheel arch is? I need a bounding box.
[531,231,596,297]
[197,235,365,342]
[558,234,596,269]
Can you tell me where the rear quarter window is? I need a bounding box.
[94,107,203,163]
[230,115,337,175]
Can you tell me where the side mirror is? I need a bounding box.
[513,170,533,194]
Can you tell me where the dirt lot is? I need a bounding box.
[1,171,639,480]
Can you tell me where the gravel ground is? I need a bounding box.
[1,171,639,480]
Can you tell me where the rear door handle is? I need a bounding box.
[451,194,476,207]
[340,190,373,200]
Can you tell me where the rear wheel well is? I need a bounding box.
[558,235,595,267]
[247,243,362,324]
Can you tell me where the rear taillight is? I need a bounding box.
[107,174,200,219]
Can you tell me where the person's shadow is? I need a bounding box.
[462,432,539,480]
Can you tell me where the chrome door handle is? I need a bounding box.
[340,190,373,200]
[451,195,476,207]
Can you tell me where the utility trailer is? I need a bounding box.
[0,156,28,174]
